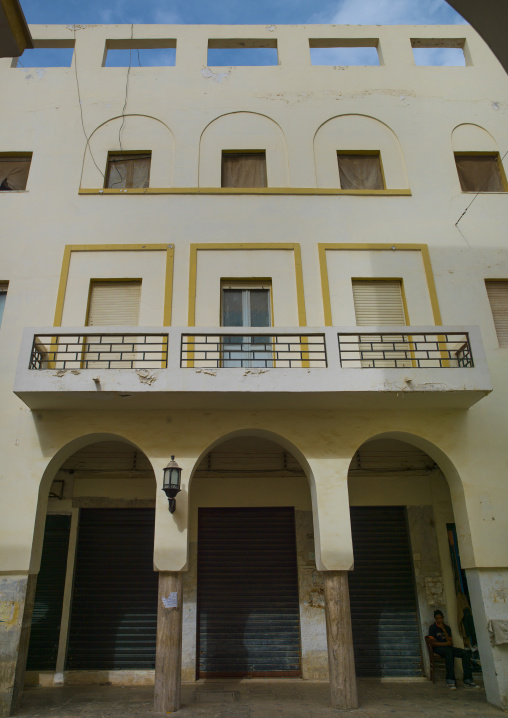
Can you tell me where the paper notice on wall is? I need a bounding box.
[162,592,178,609]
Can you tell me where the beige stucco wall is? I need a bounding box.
[1,20,508,706]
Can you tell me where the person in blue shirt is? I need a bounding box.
[428,609,480,690]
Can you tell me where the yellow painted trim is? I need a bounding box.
[53,244,174,328]
[188,243,307,328]
[319,243,442,326]
[79,187,412,196]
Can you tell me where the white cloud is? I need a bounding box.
[97,7,114,23]
[312,0,466,26]
[152,8,182,23]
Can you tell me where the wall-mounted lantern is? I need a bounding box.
[162,456,182,514]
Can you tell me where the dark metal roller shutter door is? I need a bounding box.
[198,507,302,677]
[26,515,71,670]
[349,506,423,677]
[66,509,158,670]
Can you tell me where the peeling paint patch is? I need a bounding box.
[201,67,230,83]
[194,369,217,376]
[55,370,66,377]
[243,369,269,376]
[307,588,325,609]
[425,577,445,606]
[266,25,276,31]
[0,601,19,629]
[136,369,157,385]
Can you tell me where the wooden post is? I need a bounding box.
[154,571,183,714]
[323,570,358,710]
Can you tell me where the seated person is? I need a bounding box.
[428,609,479,690]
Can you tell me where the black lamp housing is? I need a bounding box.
[162,455,182,514]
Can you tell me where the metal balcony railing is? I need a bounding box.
[337,332,473,368]
[26,330,477,371]
[29,334,168,370]
[180,333,327,368]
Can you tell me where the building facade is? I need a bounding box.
[0,22,507,715]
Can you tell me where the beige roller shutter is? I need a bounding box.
[352,280,409,368]
[85,281,141,368]
[87,281,141,327]
[352,280,406,326]
[486,281,508,347]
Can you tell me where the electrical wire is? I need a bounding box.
[73,25,104,179]
[455,150,508,226]
[118,24,134,150]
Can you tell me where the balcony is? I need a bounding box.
[14,326,491,411]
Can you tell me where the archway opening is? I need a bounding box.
[26,439,157,686]
[347,436,479,682]
[186,433,326,680]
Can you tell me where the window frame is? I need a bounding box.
[221,150,268,189]
[485,279,508,348]
[454,151,508,193]
[220,280,273,328]
[104,151,152,190]
[0,153,32,191]
[337,150,385,190]
[0,282,8,328]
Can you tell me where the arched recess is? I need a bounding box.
[314,114,409,189]
[451,123,507,192]
[80,114,175,188]
[198,111,289,186]
[452,122,499,153]
[346,431,470,680]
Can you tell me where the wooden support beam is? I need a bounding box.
[154,571,183,714]
[323,570,358,710]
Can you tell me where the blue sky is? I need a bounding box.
[21,0,465,27]
[17,0,467,68]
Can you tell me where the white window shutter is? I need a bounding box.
[352,280,406,326]
[486,281,508,347]
[87,281,141,327]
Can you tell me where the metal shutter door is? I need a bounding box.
[26,515,71,670]
[352,280,406,326]
[66,509,158,670]
[198,507,302,677]
[349,506,422,677]
[87,281,141,326]
[486,281,508,347]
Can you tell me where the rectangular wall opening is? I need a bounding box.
[13,41,75,68]
[309,39,380,66]
[411,39,467,66]
[207,39,278,66]
[104,39,176,67]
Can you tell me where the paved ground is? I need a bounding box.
[16,678,503,717]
